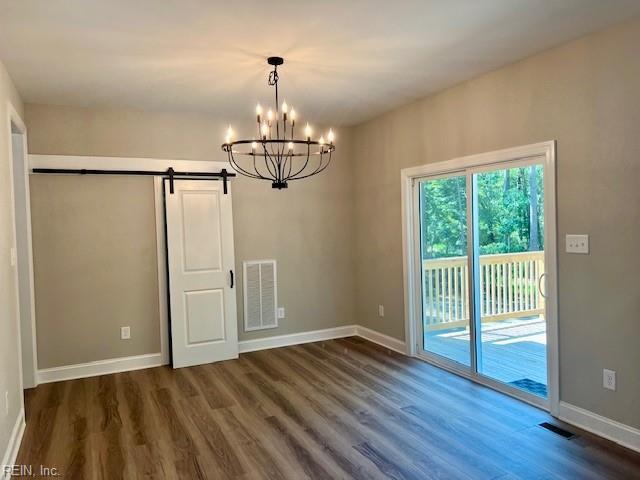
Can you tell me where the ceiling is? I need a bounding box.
[1,1,639,128]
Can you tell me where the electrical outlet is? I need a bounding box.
[378,305,385,317]
[277,307,285,319]
[4,391,8,416]
[10,247,17,267]
[121,326,131,340]
[566,234,589,254]
[603,369,616,391]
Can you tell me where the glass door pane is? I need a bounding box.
[473,164,547,396]
[419,174,470,366]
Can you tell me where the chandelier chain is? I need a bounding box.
[268,65,279,87]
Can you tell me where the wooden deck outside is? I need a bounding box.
[422,250,548,396]
[424,315,548,390]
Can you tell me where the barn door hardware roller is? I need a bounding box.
[31,167,236,194]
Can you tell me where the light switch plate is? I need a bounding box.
[10,247,17,267]
[277,307,285,319]
[378,305,385,317]
[566,234,589,254]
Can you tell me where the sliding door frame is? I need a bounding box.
[401,141,558,415]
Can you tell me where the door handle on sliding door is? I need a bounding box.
[538,273,547,299]
[230,270,234,288]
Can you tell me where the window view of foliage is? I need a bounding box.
[420,166,544,259]
[420,175,468,259]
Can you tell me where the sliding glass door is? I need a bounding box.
[474,164,547,397]
[416,159,549,402]
[418,174,470,366]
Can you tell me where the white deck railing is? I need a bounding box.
[422,251,544,330]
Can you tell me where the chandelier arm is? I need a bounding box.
[280,149,291,181]
[232,155,268,180]
[284,142,312,180]
[228,149,271,180]
[292,152,323,179]
[268,146,282,179]
[266,136,277,159]
[228,152,258,178]
[285,150,293,179]
[252,152,271,180]
[273,138,282,159]
[288,149,332,180]
[255,153,278,180]
[261,143,279,178]
[228,151,266,179]
[279,148,285,182]
[288,150,333,181]
[262,152,277,179]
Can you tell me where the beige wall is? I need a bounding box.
[352,17,640,429]
[0,60,24,464]
[25,104,356,367]
[29,175,161,367]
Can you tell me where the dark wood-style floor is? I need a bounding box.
[17,337,640,479]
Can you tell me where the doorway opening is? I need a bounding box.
[403,142,558,411]
[8,105,38,390]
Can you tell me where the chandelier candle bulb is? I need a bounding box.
[222,56,335,190]
[225,126,234,144]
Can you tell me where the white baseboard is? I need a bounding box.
[32,326,406,383]
[37,352,165,384]
[558,401,640,453]
[238,324,406,355]
[354,325,407,354]
[1,407,25,479]
[239,325,357,353]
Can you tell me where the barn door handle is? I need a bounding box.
[230,270,234,288]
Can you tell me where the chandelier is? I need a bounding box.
[222,57,335,189]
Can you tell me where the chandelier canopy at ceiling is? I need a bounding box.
[222,57,335,190]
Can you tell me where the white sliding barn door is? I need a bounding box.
[165,180,238,368]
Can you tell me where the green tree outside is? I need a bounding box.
[420,166,544,259]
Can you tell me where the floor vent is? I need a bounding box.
[539,422,575,439]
